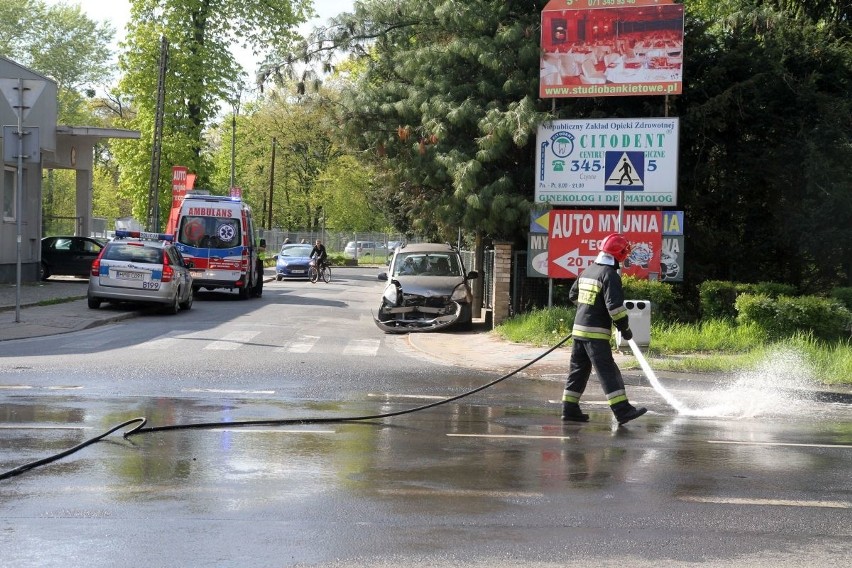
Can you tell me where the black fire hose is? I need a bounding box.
[1,334,572,481]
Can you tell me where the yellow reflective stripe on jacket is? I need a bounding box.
[572,324,612,340]
[610,305,628,322]
[575,277,602,306]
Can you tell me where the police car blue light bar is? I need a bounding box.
[115,230,174,242]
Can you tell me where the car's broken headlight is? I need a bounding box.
[451,283,469,302]
[383,281,401,306]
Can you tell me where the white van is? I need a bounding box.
[172,193,264,299]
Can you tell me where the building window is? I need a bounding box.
[3,166,16,222]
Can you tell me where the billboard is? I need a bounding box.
[528,209,683,281]
[535,118,679,206]
[540,0,684,98]
[547,209,662,280]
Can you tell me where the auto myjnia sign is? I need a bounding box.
[535,118,679,206]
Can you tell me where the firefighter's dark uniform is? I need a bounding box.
[563,253,644,423]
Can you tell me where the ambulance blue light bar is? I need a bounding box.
[114,230,174,242]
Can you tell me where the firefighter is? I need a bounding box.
[561,233,648,425]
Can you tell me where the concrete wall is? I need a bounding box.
[0,58,57,282]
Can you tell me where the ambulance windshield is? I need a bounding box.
[178,216,241,250]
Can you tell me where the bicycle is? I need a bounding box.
[308,259,332,283]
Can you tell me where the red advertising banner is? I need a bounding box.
[164,166,189,236]
[547,209,662,279]
[540,0,684,98]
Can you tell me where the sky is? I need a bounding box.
[45,0,357,73]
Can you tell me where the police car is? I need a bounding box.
[87,230,194,314]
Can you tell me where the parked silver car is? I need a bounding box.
[87,230,194,314]
[374,243,478,333]
[344,240,388,259]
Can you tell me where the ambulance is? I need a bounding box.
[171,192,264,299]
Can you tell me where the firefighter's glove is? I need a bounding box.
[621,328,633,341]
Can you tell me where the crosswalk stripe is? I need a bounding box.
[133,330,381,356]
[280,334,320,353]
[132,330,191,350]
[205,330,262,350]
[343,338,381,356]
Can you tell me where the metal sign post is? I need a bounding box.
[1,78,43,322]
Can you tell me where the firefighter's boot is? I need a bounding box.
[561,401,589,422]
[611,401,647,425]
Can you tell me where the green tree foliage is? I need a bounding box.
[112,0,314,228]
[283,0,850,295]
[0,0,114,122]
[274,0,549,243]
[208,87,388,232]
[678,0,852,292]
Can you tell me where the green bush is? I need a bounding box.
[735,293,852,341]
[622,275,678,323]
[699,280,798,320]
[699,280,739,319]
[737,281,798,297]
[831,287,852,311]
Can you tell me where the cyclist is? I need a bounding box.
[310,239,329,269]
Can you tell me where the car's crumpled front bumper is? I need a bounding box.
[373,300,462,333]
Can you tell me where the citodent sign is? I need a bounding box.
[535,118,679,206]
[548,209,662,279]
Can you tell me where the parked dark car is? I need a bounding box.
[40,236,105,280]
[374,242,478,333]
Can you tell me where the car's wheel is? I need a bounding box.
[164,291,180,314]
[456,304,474,331]
[87,294,101,309]
[179,287,193,311]
[238,283,250,299]
[39,262,50,281]
[276,274,283,281]
[252,262,263,297]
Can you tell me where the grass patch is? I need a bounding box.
[494,309,852,385]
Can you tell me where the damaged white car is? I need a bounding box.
[374,243,478,333]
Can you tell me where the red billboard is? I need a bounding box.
[547,209,662,279]
[540,0,684,98]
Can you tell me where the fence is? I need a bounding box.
[259,230,412,257]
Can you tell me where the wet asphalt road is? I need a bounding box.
[1,269,850,567]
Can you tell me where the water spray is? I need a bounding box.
[627,338,690,413]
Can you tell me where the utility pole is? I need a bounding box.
[267,137,276,230]
[147,36,169,232]
[229,85,242,190]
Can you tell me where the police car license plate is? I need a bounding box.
[191,270,204,278]
[115,270,143,281]
[292,269,305,274]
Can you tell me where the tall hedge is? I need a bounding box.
[735,293,852,341]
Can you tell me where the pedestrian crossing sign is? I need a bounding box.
[605,151,645,191]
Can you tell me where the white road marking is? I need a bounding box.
[377,488,543,498]
[182,388,275,395]
[343,338,381,356]
[369,393,448,401]
[205,330,262,350]
[680,496,851,509]
[280,334,320,353]
[0,424,92,430]
[205,428,336,434]
[0,385,33,390]
[447,433,572,440]
[132,330,191,349]
[708,440,852,449]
